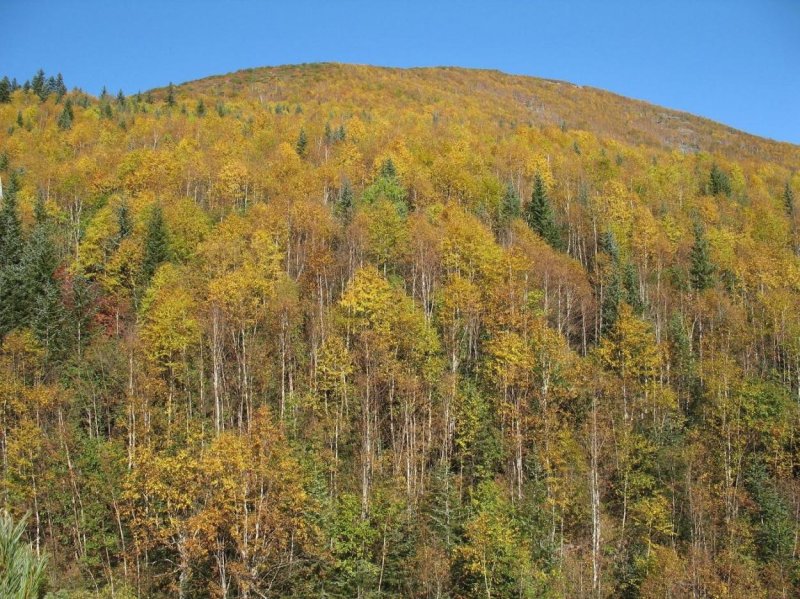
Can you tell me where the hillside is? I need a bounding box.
[177,63,800,166]
[0,64,799,598]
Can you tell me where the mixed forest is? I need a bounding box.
[0,63,799,598]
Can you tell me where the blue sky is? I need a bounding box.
[2,1,798,143]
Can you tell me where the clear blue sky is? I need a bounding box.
[2,1,798,144]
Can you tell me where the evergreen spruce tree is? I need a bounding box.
[0,172,23,268]
[16,111,23,128]
[689,222,715,292]
[525,174,561,249]
[195,99,206,117]
[708,164,731,197]
[166,83,176,107]
[0,77,11,103]
[783,181,794,216]
[498,182,521,230]
[623,261,643,313]
[296,128,308,158]
[334,179,354,223]
[600,228,620,262]
[32,279,68,360]
[34,193,47,224]
[141,204,170,284]
[68,273,95,355]
[57,99,74,130]
[0,218,59,336]
[379,158,397,180]
[116,90,126,106]
[31,69,47,100]
[115,201,133,247]
[54,73,67,101]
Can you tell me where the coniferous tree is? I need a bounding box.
[708,164,731,197]
[334,179,354,223]
[54,73,67,101]
[32,279,68,360]
[16,111,23,128]
[525,174,560,248]
[784,181,795,216]
[57,99,74,130]
[0,76,11,103]
[141,203,170,284]
[379,157,397,180]
[166,82,176,107]
[116,201,132,246]
[689,222,714,291]
[1,217,59,335]
[34,193,47,224]
[0,172,23,268]
[116,90,126,106]
[195,99,206,117]
[296,128,308,158]
[623,261,643,313]
[498,182,521,230]
[31,69,47,101]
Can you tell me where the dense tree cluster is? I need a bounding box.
[0,63,799,597]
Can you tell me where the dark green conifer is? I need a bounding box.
[141,204,170,284]
[31,69,47,100]
[498,183,520,229]
[708,164,731,196]
[0,172,23,268]
[689,222,714,291]
[166,83,175,107]
[379,158,397,180]
[115,201,133,246]
[334,179,354,223]
[54,73,67,101]
[296,128,308,158]
[57,99,74,130]
[525,174,561,249]
[0,77,11,103]
[783,181,794,216]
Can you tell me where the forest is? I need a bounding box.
[0,63,799,598]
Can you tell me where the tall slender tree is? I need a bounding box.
[689,222,714,291]
[525,174,560,249]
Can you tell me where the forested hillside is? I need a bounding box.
[0,63,799,598]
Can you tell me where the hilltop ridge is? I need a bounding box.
[162,63,800,167]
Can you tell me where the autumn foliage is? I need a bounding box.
[0,64,799,597]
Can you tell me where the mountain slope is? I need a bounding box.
[0,64,798,598]
[173,63,800,166]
